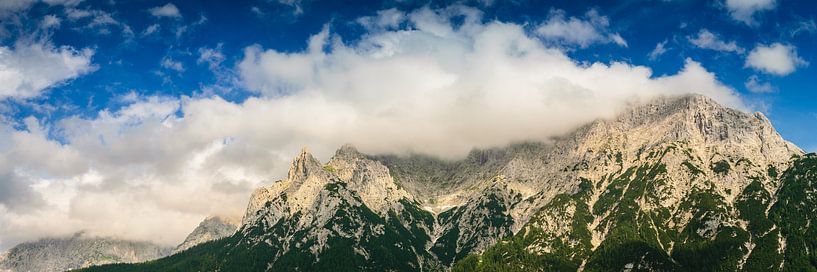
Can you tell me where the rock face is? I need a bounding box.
[174,216,240,253]
[76,94,817,272]
[236,146,439,271]
[0,233,172,272]
[451,95,808,271]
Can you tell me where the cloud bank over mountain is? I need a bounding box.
[0,5,744,250]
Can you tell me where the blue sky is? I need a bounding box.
[0,0,815,249]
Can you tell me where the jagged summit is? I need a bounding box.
[334,143,363,159]
[287,147,325,182]
[242,142,415,228]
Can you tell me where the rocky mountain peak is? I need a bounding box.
[327,144,414,214]
[536,95,801,204]
[334,143,363,159]
[286,147,325,182]
[242,147,335,227]
[613,94,787,145]
[566,94,801,166]
[173,216,239,253]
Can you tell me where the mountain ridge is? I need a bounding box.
[0,216,240,272]
[66,94,817,271]
[0,232,172,272]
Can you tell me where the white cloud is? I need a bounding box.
[40,14,62,29]
[161,57,184,72]
[790,19,816,37]
[64,8,128,35]
[357,8,405,30]
[65,8,92,20]
[278,0,303,16]
[0,5,745,250]
[1,0,79,20]
[745,43,807,76]
[149,3,181,18]
[535,8,627,48]
[250,6,264,17]
[648,40,668,60]
[744,75,774,93]
[174,25,187,38]
[65,8,119,26]
[197,45,224,71]
[0,41,95,99]
[121,24,135,39]
[724,0,776,25]
[609,33,628,47]
[0,0,36,19]
[141,24,160,36]
[689,29,744,53]
[193,14,207,25]
[42,0,83,6]
[88,11,117,27]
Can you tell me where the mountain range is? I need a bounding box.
[0,217,238,272]
[4,94,816,271]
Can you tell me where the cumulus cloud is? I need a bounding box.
[0,5,744,250]
[535,8,627,48]
[689,29,744,53]
[149,3,182,18]
[724,0,776,25]
[0,41,95,99]
[745,43,807,76]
